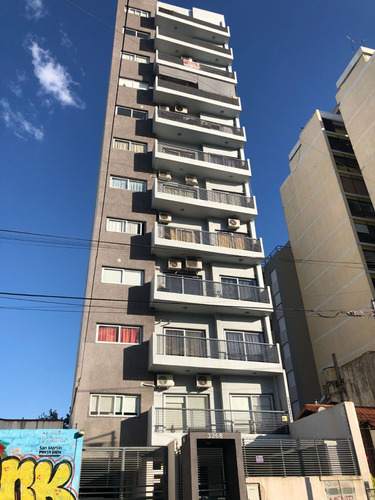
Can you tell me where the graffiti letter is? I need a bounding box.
[0,457,34,500]
[33,460,75,500]
[0,457,76,500]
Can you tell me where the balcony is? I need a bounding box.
[153,141,251,183]
[154,76,241,118]
[149,333,282,375]
[152,180,257,220]
[153,108,246,148]
[151,223,264,264]
[156,6,230,45]
[153,407,289,435]
[155,27,233,67]
[150,274,273,316]
[155,52,236,84]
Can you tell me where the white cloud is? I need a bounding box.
[26,38,85,109]
[16,70,28,83]
[60,29,73,49]
[8,81,23,98]
[25,0,47,21]
[0,99,44,141]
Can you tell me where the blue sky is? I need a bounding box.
[1,0,375,419]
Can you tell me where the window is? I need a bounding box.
[363,249,375,271]
[123,27,150,39]
[164,395,209,432]
[113,138,147,153]
[340,176,368,196]
[327,135,354,154]
[355,223,375,244]
[110,176,146,192]
[230,394,274,433]
[225,330,265,362]
[348,198,375,218]
[102,267,144,285]
[221,276,257,301]
[119,78,149,90]
[97,325,141,344]
[164,328,207,357]
[125,6,150,17]
[106,218,143,235]
[90,394,139,416]
[116,106,148,119]
[122,52,150,64]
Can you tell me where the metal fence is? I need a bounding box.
[157,274,270,304]
[157,142,248,170]
[242,438,359,477]
[158,28,231,54]
[157,77,239,106]
[155,408,289,435]
[158,224,261,252]
[156,333,279,363]
[157,52,235,79]
[157,108,244,136]
[157,181,254,208]
[79,447,167,499]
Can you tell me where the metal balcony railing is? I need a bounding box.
[158,28,231,55]
[157,142,248,170]
[158,7,229,33]
[157,77,239,106]
[155,407,289,434]
[157,182,254,208]
[156,333,279,363]
[156,275,270,303]
[157,225,261,252]
[157,109,244,136]
[157,52,235,79]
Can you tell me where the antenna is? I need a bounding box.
[346,35,368,54]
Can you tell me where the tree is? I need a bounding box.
[38,408,70,429]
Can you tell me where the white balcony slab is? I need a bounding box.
[153,108,246,148]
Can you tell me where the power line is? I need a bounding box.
[1,228,373,269]
[0,290,373,317]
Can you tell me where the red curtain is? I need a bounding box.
[120,327,140,343]
[98,326,118,342]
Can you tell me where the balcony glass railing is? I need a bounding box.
[156,333,279,363]
[156,274,269,303]
[157,52,235,79]
[158,7,229,33]
[157,225,261,252]
[156,109,244,136]
[158,28,231,55]
[157,182,254,208]
[157,142,248,170]
[157,77,239,106]
[154,407,289,434]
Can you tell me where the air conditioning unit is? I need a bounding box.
[174,105,188,114]
[156,374,175,388]
[158,170,172,182]
[227,218,240,230]
[196,375,212,389]
[158,212,172,224]
[185,258,203,271]
[159,105,170,111]
[168,259,182,271]
[185,175,198,187]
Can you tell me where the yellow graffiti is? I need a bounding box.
[0,456,76,500]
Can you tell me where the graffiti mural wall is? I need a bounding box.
[0,429,83,499]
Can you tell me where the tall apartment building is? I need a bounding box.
[263,244,321,418]
[280,48,375,405]
[71,0,290,459]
